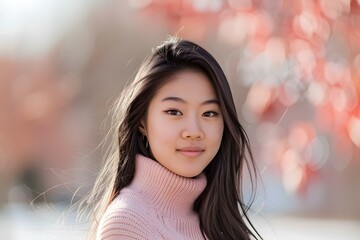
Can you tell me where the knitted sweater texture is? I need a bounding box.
[97,154,207,240]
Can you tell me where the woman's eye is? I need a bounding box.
[165,110,182,116]
[203,111,218,117]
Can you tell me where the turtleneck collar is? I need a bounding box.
[127,154,207,218]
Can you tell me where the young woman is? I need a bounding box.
[85,37,261,240]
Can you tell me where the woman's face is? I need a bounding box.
[141,69,224,177]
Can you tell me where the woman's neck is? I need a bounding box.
[126,154,207,217]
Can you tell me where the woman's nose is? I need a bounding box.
[181,118,204,140]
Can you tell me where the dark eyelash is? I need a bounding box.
[203,111,219,117]
[164,110,182,116]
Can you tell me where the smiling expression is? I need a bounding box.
[141,69,224,178]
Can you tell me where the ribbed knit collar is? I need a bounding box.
[128,154,207,218]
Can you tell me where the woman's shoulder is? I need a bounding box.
[99,190,150,224]
[96,191,161,240]
[102,189,150,220]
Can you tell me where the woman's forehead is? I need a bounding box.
[153,69,218,102]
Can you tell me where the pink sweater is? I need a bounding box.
[97,154,207,240]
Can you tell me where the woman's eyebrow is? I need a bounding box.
[161,97,219,105]
[161,96,185,103]
[203,99,220,105]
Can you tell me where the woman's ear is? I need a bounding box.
[138,120,147,135]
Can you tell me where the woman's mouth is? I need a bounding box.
[177,146,204,158]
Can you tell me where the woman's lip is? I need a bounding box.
[177,147,204,157]
[177,146,204,152]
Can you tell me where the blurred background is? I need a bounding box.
[0,0,359,239]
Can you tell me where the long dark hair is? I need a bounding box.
[84,37,261,240]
